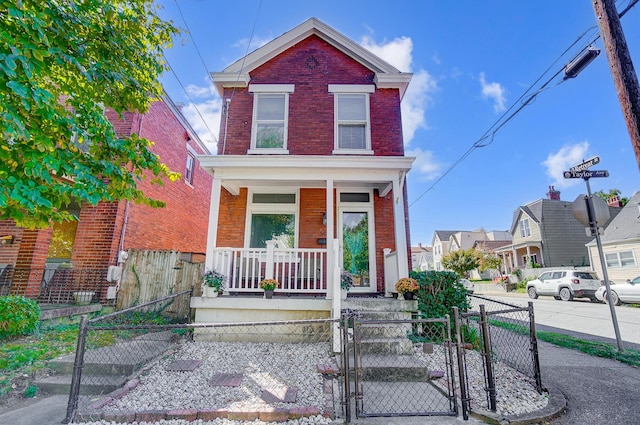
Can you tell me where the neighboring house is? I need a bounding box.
[411,243,433,271]
[431,229,511,272]
[432,231,456,271]
[0,93,212,302]
[587,191,640,282]
[495,186,622,272]
[195,17,414,323]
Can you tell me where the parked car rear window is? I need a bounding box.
[573,272,596,279]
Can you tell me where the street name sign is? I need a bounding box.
[563,169,609,179]
[570,156,600,172]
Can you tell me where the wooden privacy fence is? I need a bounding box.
[117,250,204,313]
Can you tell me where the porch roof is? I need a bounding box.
[198,155,415,196]
[493,240,543,254]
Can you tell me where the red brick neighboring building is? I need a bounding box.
[0,93,212,299]
[198,17,414,303]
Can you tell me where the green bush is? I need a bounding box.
[411,270,470,318]
[0,296,41,340]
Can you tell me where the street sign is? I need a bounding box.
[570,156,600,172]
[563,169,609,179]
[573,194,611,227]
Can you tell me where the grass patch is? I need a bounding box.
[488,318,640,367]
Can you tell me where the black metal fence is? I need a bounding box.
[458,294,543,415]
[0,266,109,304]
[63,294,544,423]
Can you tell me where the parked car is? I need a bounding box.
[526,270,601,301]
[458,278,474,294]
[594,276,640,305]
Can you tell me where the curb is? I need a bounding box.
[470,385,567,425]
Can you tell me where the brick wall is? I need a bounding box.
[218,36,405,157]
[217,188,248,247]
[374,191,396,291]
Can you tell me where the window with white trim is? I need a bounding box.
[519,219,531,238]
[185,152,195,185]
[605,250,636,268]
[248,85,293,154]
[329,85,373,154]
[245,192,298,248]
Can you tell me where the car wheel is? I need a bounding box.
[559,287,573,301]
[609,290,621,306]
[527,287,538,299]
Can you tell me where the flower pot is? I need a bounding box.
[203,286,219,297]
[402,291,415,300]
[73,291,95,305]
[264,289,274,299]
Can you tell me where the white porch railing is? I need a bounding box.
[210,245,327,294]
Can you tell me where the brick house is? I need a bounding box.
[0,93,212,302]
[193,18,414,323]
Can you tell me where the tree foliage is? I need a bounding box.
[441,248,479,278]
[475,244,503,274]
[0,0,180,228]
[594,189,628,207]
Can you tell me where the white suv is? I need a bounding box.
[526,270,601,302]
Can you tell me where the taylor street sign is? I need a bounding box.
[570,156,600,172]
[563,169,609,179]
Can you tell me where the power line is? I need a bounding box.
[409,3,638,208]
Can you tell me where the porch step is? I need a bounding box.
[357,337,414,355]
[343,297,417,313]
[358,321,411,338]
[33,374,126,395]
[350,355,436,382]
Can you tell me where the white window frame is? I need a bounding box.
[329,85,374,155]
[248,84,294,154]
[244,189,299,248]
[519,219,531,238]
[605,250,637,268]
[184,146,196,186]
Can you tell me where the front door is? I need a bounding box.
[339,208,375,292]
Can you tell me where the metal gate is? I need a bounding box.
[341,313,466,420]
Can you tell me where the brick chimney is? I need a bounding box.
[607,195,623,208]
[546,185,561,200]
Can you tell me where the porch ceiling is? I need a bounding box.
[494,240,543,253]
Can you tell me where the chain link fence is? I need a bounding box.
[64,295,339,423]
[457,294,543,415]
[344,312,459,419]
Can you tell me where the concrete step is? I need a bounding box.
[356,337,414,355]
[33,374,126,395]
[350,355,443,382]
[358,321,411,338]
[343,297,417,312]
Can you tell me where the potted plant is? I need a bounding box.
[259,279,279,299]
[340,271,354,300]
[395,277,419,300]
[202,269,225,297]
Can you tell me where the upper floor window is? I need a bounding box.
[329,85,374,154]
[185,151,195,185]
[519,219,531,238]
[248,84,294,154]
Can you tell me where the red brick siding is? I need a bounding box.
[374,191,396,292]
[219,36,405,157]
[299,189,328,248]
[71,202,121,269]
[217,188,248,247]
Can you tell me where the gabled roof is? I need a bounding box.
[587,191,640,245]
[473,240,512,251]
[509,200,546,234]
[432,231,457,245]
[211,17,412,99]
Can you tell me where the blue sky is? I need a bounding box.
[158,0,640,246]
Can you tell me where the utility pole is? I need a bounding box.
[592,0,640,169]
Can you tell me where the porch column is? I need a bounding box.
[526,245,532,267]
[392,177,409,279]
[205,178,222,270]
[326,179,334,300]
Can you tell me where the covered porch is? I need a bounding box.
[495,241,544,272]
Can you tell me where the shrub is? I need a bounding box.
[0,296,41,340]
[411,270,470,318]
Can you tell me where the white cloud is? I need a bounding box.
[359,35,437,148]
[181,95,222,153]
[479,72,506,113]
[185,84,215,99]
[233,34,273,52]
[542,141,590,188]
[406,147,443,181]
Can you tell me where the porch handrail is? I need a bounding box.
[210,247,327,294]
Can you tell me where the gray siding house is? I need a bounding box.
[495,187,622,271]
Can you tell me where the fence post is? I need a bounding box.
[340,312,352,423]
[528,301,544,393]
[479,304,497,411]
[452,307,469,420]
[65,314,89,424]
